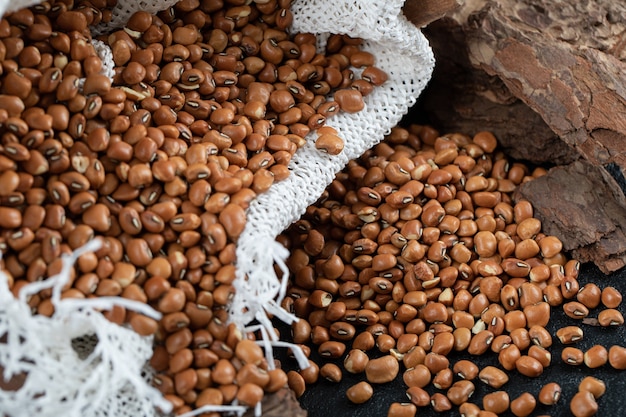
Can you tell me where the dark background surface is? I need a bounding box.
[281,262,626,417]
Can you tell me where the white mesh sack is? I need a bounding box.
[230,0,434,352]
[0,0,40,17]
[0,240,172,417]
[0,0,434,416]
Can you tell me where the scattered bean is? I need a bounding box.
[538,382,561,405]
[570,391,598,417]
[510,392,536,417]
[346,381,373,404]
[584,345,608,368]
[579,376,606,399]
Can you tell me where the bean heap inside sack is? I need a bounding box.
[278,124,626,417]
[0,0,386,414]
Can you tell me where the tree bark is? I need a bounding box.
[515,160,626,273]
[402,0,460,28]
[420,0,626,272]
[243,387,307,417]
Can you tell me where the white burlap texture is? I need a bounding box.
[0,0,434,416]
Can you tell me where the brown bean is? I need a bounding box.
[579,376,606,399]
[601,286,622,308]
[165,328,193,355]
[538,382,561,405]
[0,207,22,228]
[265,368,288,393]
[234,339,264,366]
[287,370,306,398]
[516,217,540,239]
[320,363,342,383]
[431,332,455,356]
[510,392,536,417]
[403,364,431,388]
[458,403,481,417]
[365,355,398,384]
[569,391,598,417]
[523,302,550,328]
[318,341,346,358]
[158,288,186,313]
[218,203,246,240]
[446,380,475,405]
[452,360,478,381]
[561,275,580,299]
[562,347,584,366]
[515,355,543,377]
[129,314,158,336]
[346,381,373,404]
[468,330,494,355]
[387,402,417,417]
[584,345,608,368]
[556,326,584,344]
[608,345,626,370]
[528,345,551,368]
[482,391,509,414]
[344,348,369,374]
[431,392,452,412]
[196,387,223,407]
[598,309,624,327]
[479,366,509,388]
[563,301,590,319]
[334,89,364,113]
[316,133,344,155]
[527,325,552,349]
[421,302,448,324]
[236,382,263,406]
[353,331,376,351]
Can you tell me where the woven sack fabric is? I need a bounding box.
[0,1,434,416]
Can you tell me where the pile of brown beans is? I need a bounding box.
[0,0,387,415]
[278,124,626,416]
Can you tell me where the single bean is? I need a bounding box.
[320,363,342,383]
[236,382,264,406]
[583,345,608,368]
[346,381,373,404]
[446,380,475,406]
[570,391,598,417]
[538,382,561,405]
[601,286,622,308]
[577,283,602,309]
[556,326,584,344]
[478,366,509,389]
[598,309,624,327]
[579,376,605,399]
[344,349,369,374]
[365,355,398,384]
[562,347,584,365]
[515,355,543,377]
[387,402,417,417]
[510,392,536,417]
[609,345,626,370]
[482,391,509,415]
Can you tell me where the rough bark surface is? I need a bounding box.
[421,3,578,165]
[403,0,460,28]
[420,0,626,272]
[515,161,626,273]
[242,387,307,417]
[465,0,626,168]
